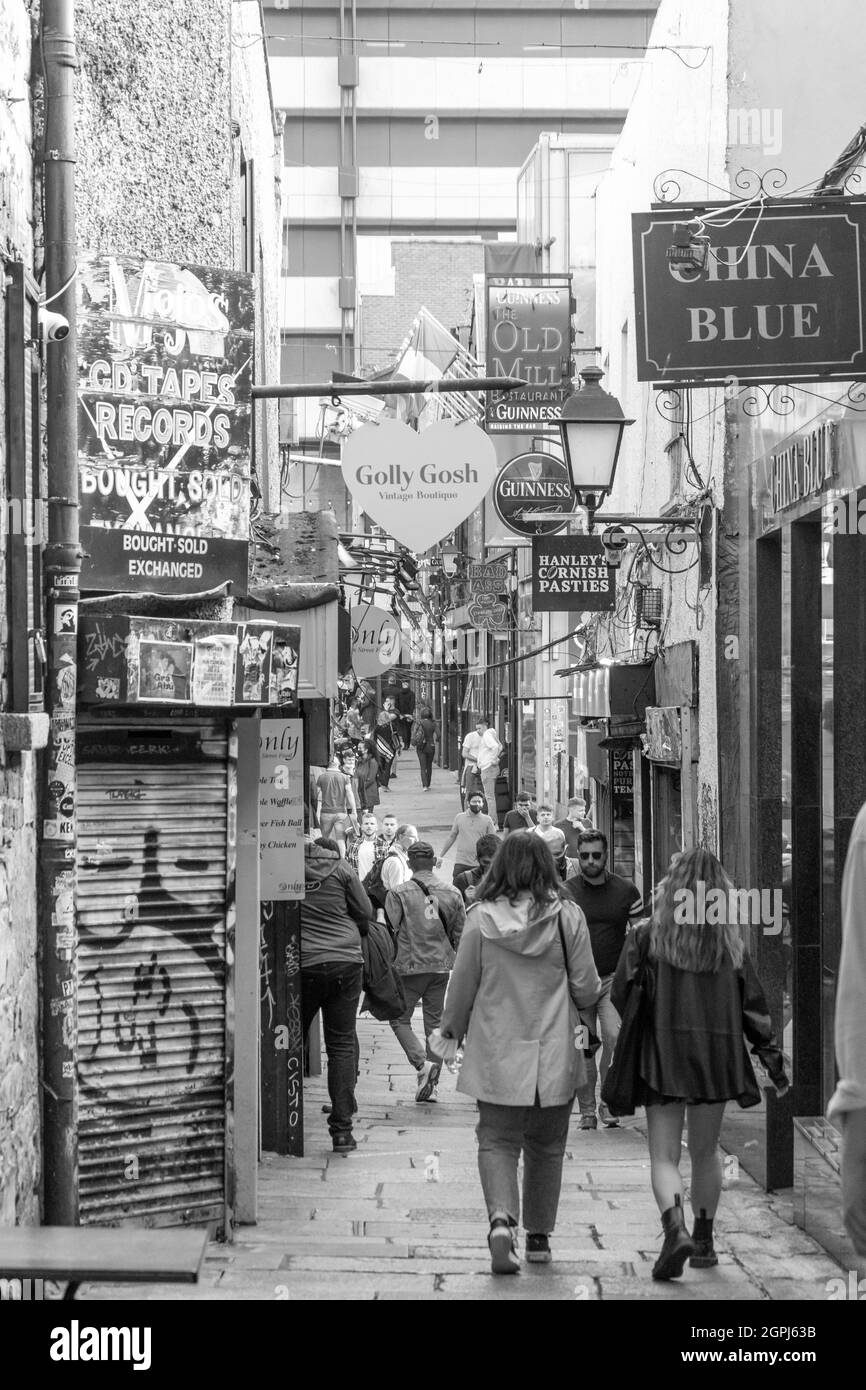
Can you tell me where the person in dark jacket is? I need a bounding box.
[374,711,398,790]
[354,738,381,812]
[414,705,438,790]
[611,846,789,1281]
[300,836,374,1152]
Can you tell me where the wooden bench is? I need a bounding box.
[0,1226,210,1300]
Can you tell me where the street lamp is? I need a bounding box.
[558,365,634,530]
[439,541,461,577]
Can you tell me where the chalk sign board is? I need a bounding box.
[260,901,304,1156]
[259,718,304,900]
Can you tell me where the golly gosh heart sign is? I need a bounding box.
[341,419,498,552]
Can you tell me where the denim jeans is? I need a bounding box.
[476,1098,574,1233]
[302,962,363,1137]
[389,972,449,1070]
[417,747,435,788]
[576,972,621,1118]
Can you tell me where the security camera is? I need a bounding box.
[38,307,71,342]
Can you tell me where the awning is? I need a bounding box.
[572,662,656,721]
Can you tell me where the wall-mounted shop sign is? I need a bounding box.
[77,255,253,592]
[467,559,509,595]
[467,592,510,631]
[612,746,634,796]
[78,615,300,707]
[259,718,305,901]
[633,199,866,384]
[492,451,577,538]
[350,603,403,677]
[767,419,837,516]
[531,537,615,612]
[341,418,497,553]
[643,706,682,764]
[485,276,573,433]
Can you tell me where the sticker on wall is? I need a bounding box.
[137,640,193,702]
[54,604,78,636]
[341,418,498,553]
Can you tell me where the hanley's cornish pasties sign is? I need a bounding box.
[77,256,253,592]
[531,537,615,612]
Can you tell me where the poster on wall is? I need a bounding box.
[77,255,253,593]
[531,537,615,612]
[259,719,305,901]
[137,640,193,702]
[191,635,237,706]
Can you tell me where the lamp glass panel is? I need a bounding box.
[562,420,623,491]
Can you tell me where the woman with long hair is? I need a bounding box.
[374,710,397,790]
[354,737,380,812]
[610,846,789,1281]
[414,705,438,791]
[438,834,601,1274]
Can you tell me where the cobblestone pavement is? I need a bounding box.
[81,754,844,1301]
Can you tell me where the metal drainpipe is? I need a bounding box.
[39,0,81,1225]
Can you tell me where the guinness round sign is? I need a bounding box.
[492,451,577,538]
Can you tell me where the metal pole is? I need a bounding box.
[250,375,526,400]
[39,0,81,1225]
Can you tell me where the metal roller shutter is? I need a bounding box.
[76,719,236,1230]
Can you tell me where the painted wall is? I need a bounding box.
[0,0,41,1225]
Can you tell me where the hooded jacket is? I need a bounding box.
[299,841,373,969]
[440,892,601,1107]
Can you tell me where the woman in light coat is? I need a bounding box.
[439,834,600,1274]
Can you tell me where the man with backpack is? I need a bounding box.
[385,841,465,1103]
[362,822,417,923]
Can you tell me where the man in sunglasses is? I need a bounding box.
[563,830,643,1130]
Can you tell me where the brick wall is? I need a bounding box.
[359,240,484,372]
[0,0,41,1225]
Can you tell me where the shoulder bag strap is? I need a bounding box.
[414,878,451,937]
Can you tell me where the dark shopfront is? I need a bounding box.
[729,415,866,1197]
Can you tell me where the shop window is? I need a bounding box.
[3,261,45,711]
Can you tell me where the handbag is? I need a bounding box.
[600,930,652,1117]
[556,916,602,1059]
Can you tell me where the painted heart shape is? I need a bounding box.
[341,419,498,553]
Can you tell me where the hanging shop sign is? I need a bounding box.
[259,718,305,901]
[485,276,573,433]
[350,603,403,677]
[467,558,509,595]
[492,451,577,538]
[467,592,510,631]
[766,419,838,517]
[632,198,866,385]
[341,418,497,552]
[78,615,300,707]
[77,255,254,592]
[531,537,615,612]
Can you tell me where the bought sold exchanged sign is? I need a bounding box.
[633,198,866,385]
[531,537,615,612]
[77,255,253,593]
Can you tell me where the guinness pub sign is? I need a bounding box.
[485,275,573,433]
[632,198,866,385]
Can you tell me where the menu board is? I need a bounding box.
[259,718,305,900]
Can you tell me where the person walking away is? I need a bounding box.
[374,711,398,790]
[316,754,358,845]
[396,679,417,748]
[346,812,387,882]
[414,705,438,790]
[385,841,465,1102]
[460,725,482,808]
[555,797,591,857]
[610,846,789,1279]
[828,799,866,1257]
[437,791,497,884]
[454,834,500,904]
[300,835,375,1152]
[503,790,537,836]
[475,717,503,823]
[354,738,381,814]
[438,835,601,1272]
[381,823,418,894]
[563,829,642,1129]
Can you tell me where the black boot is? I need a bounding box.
[651,1194,695,1281]
[690,1209,718,1268]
